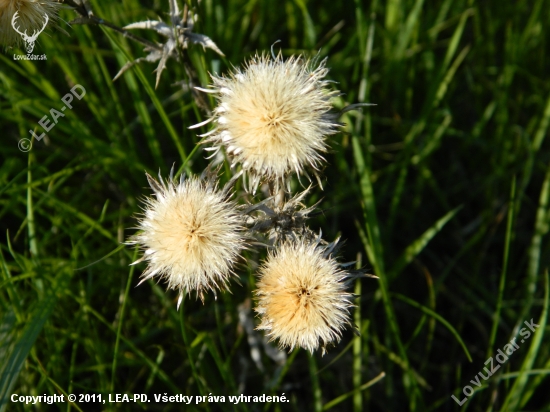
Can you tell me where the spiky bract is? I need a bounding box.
[196,53,340,191]
[245,187,319,244]
[128,169,245,307]
[254,237,353,354]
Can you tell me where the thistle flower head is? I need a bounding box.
[194,52,340,192]
[255,236,354,354]
[128,168,245,307]
[0,0,59,48]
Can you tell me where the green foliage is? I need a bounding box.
[1,0,550,410]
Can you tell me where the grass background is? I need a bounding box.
[1,0,550,410]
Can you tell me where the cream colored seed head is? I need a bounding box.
[197,53,340,191]
[255,238,353,354]
[0,0,59,48]
[128,170,245,308]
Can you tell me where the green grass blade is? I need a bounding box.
[322,372,385,411]
[110,246,138,393]
[353,270,362,412]
[179,299,206,395]
[75,243,127,270]
[389,206,461,279]
[77,299,181,393]
[100,26,189,167]
[393,0,425,61]
[352,134,421,407]
[392,293,472,362]
[309,353,322,412]
[0,266,72,412]
[487,176,516,357]
[515,165,550,333]
[501,270,548,411]
[26,153,38,258]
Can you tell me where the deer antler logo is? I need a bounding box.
[11,11,49,54]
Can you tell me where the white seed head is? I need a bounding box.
[197,53,340,191]
[0,0,59,48]
[128,170,245,306]
[254,237,353,354]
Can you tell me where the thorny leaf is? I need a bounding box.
[124,20,172,37]
[245,187,323,245]
[116,2,224,88]
[184,31,224,56]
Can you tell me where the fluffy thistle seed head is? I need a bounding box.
[194,53,340,192]
[255,237,354,354]
[128,169,245,308]
[0,0,59,48]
